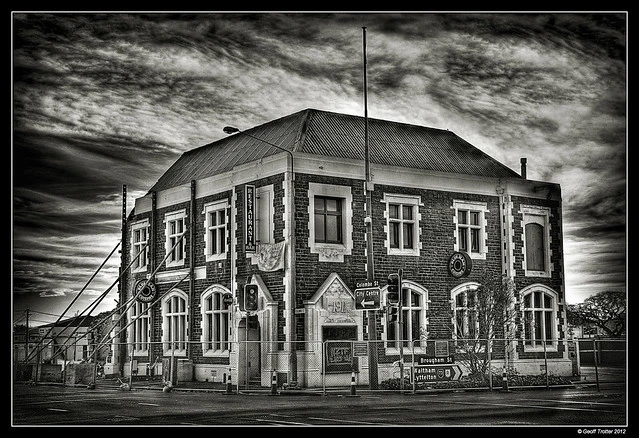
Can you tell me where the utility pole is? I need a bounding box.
[398,269,404,393]
[363,26,379,389]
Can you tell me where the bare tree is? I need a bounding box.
[454,271,516,383]
[567,291,626,338]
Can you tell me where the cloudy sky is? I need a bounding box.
[12,12,626,326]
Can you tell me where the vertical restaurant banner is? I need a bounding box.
[245,184,256,253]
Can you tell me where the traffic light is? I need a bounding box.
[244,284,259,311]
[388,305,399,323]
[387,273,400,305]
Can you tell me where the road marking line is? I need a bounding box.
[524,398,625,407]
[138,402,160,406]
[255,418,309,425]
[309,417,379,425]
[420,399,622,414]
[113,415,140,420]
[47,408,68,412]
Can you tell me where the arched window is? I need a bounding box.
[201,286,231,356]
[162,289,188,356]
[522,286,557,349]
[384,281,428,351]
[451,282,481,342]
[129,301,150,355]
[521,205,551,277]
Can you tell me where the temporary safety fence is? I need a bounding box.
[14,338,626,393]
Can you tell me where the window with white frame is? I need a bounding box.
[162,290,188,356]
[522,286,557,349]
[165,210,186,267]
[385,282,428,351]
[203,201,227,262]
[384,194,421,256]
[453,201,488,259]
[521,205,551,277]
[451,283,480,343]
[131,220,149,272]
[256,185,274,245]
[130,301,150,355]
[307,183,353,262]
[201,286,231,355]
[315,196,343,244]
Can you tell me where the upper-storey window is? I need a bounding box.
[165,210,186,268]
[203,200,227,262]
[521,205,552,278]
[314,196,343,244]
[307,183,353,263]
[453,201,488,260]
[384,194,421,256]
[256,185,274,245]
[131,219,149,272]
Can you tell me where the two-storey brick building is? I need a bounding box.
[115,108,571,387]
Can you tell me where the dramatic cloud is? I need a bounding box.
[12,12,626,324]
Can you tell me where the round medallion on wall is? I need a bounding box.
[448,251,472,278]
[134,279,157,303]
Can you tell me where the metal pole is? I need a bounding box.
[593,339,600,391]
[543,339,549,388]
[488,337,493,390]
[245,312,250,391]
[170,341,175,386]
[362,25,379,391]
[25,309,29,363]
[398,269,404,393]
[129,344,133,388]
[322,341,326,396]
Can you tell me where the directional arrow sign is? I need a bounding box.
[412,365,463,382]
[354,287,381,310]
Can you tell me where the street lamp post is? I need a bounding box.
[223,126,298,387]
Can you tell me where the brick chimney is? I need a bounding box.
[520,158,527,179]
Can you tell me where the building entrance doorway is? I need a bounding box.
[238,314,260,387]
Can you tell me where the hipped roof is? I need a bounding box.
[149,108,521,193]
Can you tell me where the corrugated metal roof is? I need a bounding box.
[148,108,520,192]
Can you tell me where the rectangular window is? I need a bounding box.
[203,201,228,262]
[131,221,149,272]
[314,196,343,244]
[454,201,487,259]
[166,213,185,266]
[169,220,184,261]
[389,203,415,250]
[457,209,481,253]
[256,187,273,245]
[208,210,225,255]
[384,194,421,256]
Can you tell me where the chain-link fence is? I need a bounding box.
[14,338,626,393]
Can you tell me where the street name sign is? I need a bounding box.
[354,286,381,310]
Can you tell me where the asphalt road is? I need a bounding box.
[12,382,627,428]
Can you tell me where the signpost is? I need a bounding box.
[412,365,463,383]
[354,281,381,310]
